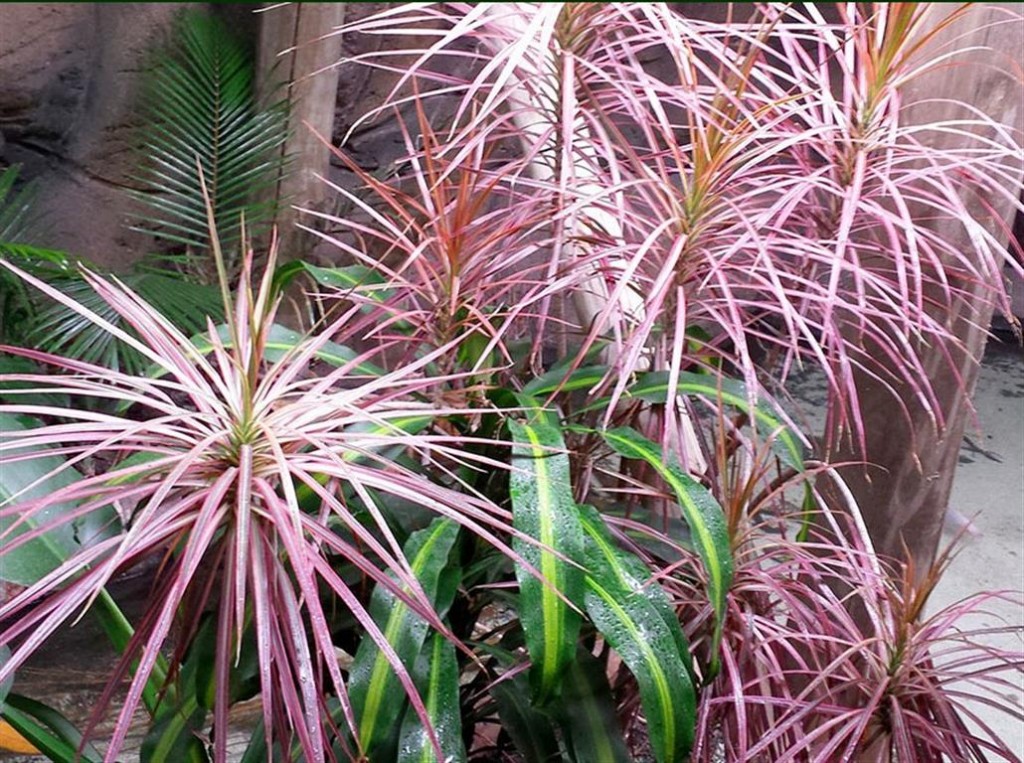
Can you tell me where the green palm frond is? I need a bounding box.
[28,273,223,376]
[0,166,58,344]
[1,168,224,372]
[0,165,38,244]
[130,10,289,283]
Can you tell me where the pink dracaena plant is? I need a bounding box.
[304,96,573,377]
[330,2,1021,442]
[653,421,1024,762]
[0,240,523,762]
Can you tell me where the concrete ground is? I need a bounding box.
[929,338,1024,756]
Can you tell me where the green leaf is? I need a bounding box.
[522,365,608,398]
[130,10,288,267]
[396,632,467,763]
[0,355,69,408]
[261,324,385,376]
[190,323,385,377]
[490,670,561,763]
[349,518,461,758]
[556,647,630,763]
[295,262,419,334]
[508,412,584,705]
[602,426,732,675]
[0,413,116,585]
[577,505,695,685]
[1,695,102,763]
[631,371,806,470]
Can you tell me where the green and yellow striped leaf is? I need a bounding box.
[632,371,817,537]
[522,365,608,398]
[583,574,694,763]
[508,411,584,705]
[577,505,696,762]
[602,427,732,674]
[396,632,467,763]
[348,518,461,758]
[631,371,806,470]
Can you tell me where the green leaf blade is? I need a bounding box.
[397,632,467,763]
[508,415,584,705]
[602,426,733,672]
[348,518,461,758]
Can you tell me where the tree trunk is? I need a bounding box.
[257,3,346,262]
[827,4,1024,582]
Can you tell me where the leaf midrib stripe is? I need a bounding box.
[522,424,563,691]
[586,576,675,758]
[359,522,448,749]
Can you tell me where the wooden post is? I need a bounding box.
[826,4,1023,580]
[257,3,346,262]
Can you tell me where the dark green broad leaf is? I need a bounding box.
[287,262,419,334]
[1,695,102,763]
[0,413,117,585]
[349,518,461,758]
[578,505,696,763]
[522,365,608,399]
[490,670,561,763]
[602,427,732,676]
[508,407,584,705]
[140,699,207,763]
[300,263,387,295]
[0,647,9,711]
[294,416,433,514]
[556,646,631,763]
[272,261,396,318]
[396,631,467,763]
[0,355,69,408]
[631,371,806,470]
[105,451,169,487]
[191,323,384,377]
